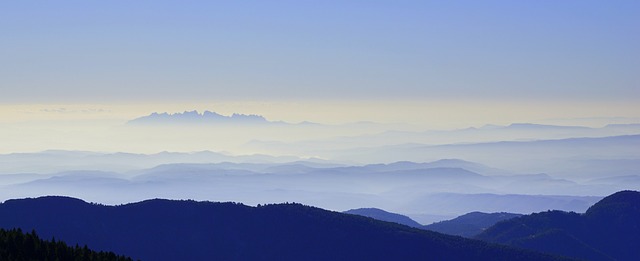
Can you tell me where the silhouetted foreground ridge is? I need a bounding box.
[344,207,423,228]
[477,190,640,261]
[0,228,132,261]
[0,197,572,261]
[425,212,521,237]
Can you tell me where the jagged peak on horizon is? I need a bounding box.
[128,110,270,125]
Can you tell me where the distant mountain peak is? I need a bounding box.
[127,110,272,125]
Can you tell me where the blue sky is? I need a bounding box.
[2,1,638,103]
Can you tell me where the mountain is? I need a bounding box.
[0,150,308,174]
[424,212,521,237]
[323,134,640,178]
[343,208,520,236]
[500,123,591,131]
[348,159,512,176]
[246,123,640,159]
[248,134,640,179]
[405,193,601,218]
[0,228,132,261]
[476,190,640,261]
[343,208,423,228]
[127,110,273,125]
[604,123,640,131]
[2,158,606,217]
[0,196,574,261]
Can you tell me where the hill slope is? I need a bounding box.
[0,228,132,261]
[343,208,423,228]
[477,190,640,261]
[0,196,572,261]
[424,212,521,237]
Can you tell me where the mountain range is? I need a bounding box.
[127,110,276,125]
[0,190,636,260]
[0,196,571,261]
[343,208,423,228]
[0,154,611,222]
[424,212,522,237]
[477,190,640,261]
[344,207,522,238]
[344,208,524,238]
[347,191,640,261]
[0,158,605,221]
[319,134,640,178]
[246,123,640,156]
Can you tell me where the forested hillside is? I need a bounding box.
[477,190,640,261]
[0,197,571,261]
[0,228,132,261]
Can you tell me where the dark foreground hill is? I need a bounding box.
[425,212,521,237]
[343,207,423,228]
[477,190,640,261]
[0,228,132,261]
[0,197,572,261]
[343,208,522,238]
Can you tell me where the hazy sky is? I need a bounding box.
[0,0,639,138]
[2,1,638,103]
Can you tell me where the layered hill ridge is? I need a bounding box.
[477,190,640,261]
[343,208,423,228]
[425,212,522,237]
[344,208,523,238]
[0,196,571,261]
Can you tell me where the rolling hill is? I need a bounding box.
[343,208,423,228]
[424,212,521,237]
[476,190,640,261]
[0,196,572,261]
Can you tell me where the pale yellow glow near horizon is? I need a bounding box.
[1,100,638,128]
[0,100,638,154]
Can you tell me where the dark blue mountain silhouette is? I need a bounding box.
[0,196,573,261]
[424,212,521,237]
[344,208,523,237]
[0,228,132,260]
[476,190,640,261]
[344,208,423,228]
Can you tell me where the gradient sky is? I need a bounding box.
[2,1,638,104]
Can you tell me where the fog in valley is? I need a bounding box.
[1,112,637,224]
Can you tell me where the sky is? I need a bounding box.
[1,1,639,133]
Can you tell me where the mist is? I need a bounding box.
[1,115,637,224]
